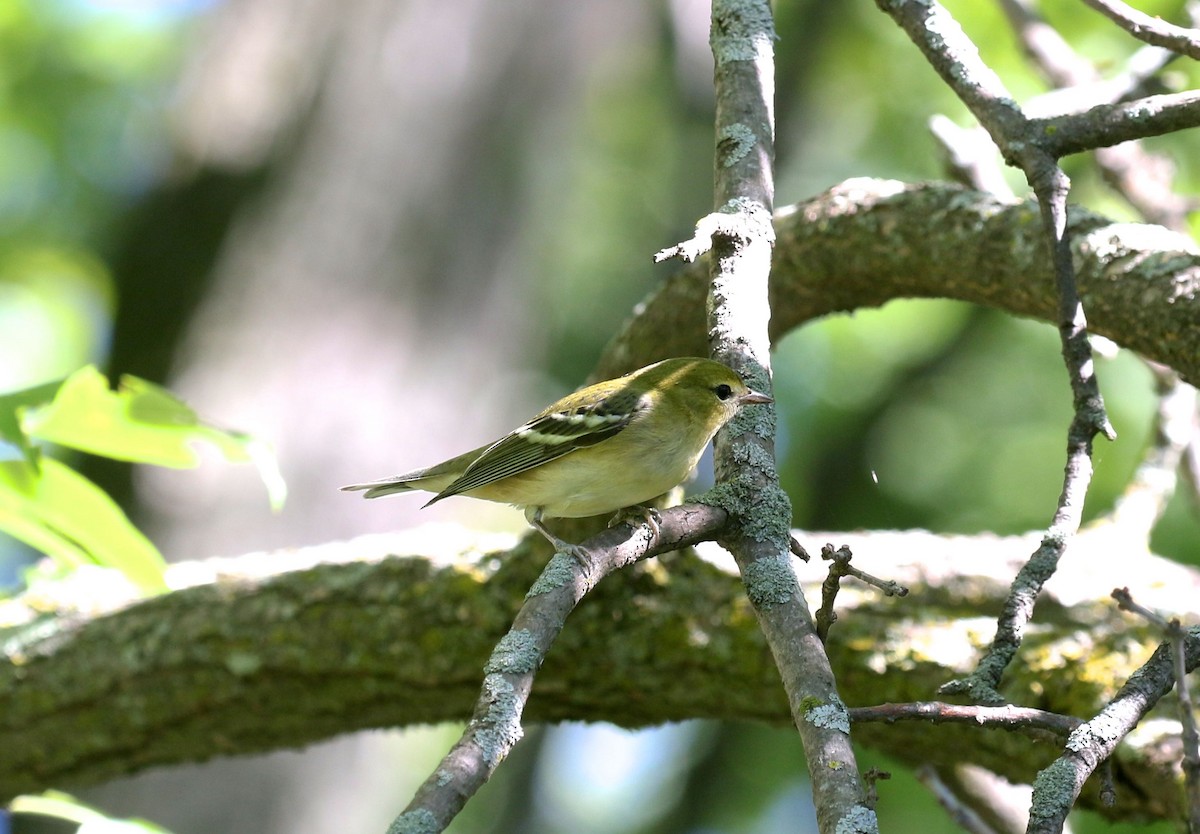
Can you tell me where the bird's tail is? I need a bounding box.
[340,478,420,499]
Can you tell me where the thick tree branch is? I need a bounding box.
[597,179,1200,387]
[3,528,1198,825]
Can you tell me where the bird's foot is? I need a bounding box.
[608,505,662,541]
[530,516,592,567]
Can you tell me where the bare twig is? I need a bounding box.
[790,535,812,562]
[1112,586,1171,629]
[1099,758,1118,808]
[848,701,1081,740]
[826,543,908,598]
[816,544,908,642]
[1079,0,1200,60]
[863,768,891,810]
[388,503,729,833]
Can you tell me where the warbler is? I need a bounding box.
[342,356,772,556]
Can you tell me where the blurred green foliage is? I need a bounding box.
[0,0,184,390]
[0,0,1197,832]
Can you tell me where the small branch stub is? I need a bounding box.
[816,544,909,643]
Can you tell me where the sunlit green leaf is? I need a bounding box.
[0,377,64,467]
[0,458,166,593]
[24,365,206,466]
[18,366,285,508]
[10,790,172,834]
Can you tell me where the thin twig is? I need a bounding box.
[1112,586,1171,629]
[816,544,908,642]
[863,768,891,810]
[1099,758,1118,808]
[790,535,812,562]
[826,543,908,598]
[848,701,1081,740]
[1113,587,1200,831]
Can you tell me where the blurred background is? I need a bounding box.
[2,0,1197,831]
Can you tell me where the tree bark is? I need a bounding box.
[2,525,1197,825]
[595,178,1200,387]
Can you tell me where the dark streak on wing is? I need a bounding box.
[431,388,646,501]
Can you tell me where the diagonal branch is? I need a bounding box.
[1079,0,1200,60]
[1026,626,1200,833]
[387,504,728,833]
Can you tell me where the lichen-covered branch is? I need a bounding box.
[3,528,1198,825]
[595,179,1200,388]
[1026,627,1200,833]
[387,504,728,833]
[699,1,872,832]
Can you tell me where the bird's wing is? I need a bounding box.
[431,388,646,501]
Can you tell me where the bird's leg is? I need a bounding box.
[526,507,591,564]
[608,505,662,541]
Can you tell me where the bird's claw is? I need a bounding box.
[608,505,662,540]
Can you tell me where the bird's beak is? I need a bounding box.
[739,389,773,405]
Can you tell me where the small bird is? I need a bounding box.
[342,356,772,557]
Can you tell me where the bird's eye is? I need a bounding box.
[714,383,734,400]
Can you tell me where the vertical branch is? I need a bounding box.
[875,0,1117,707]
[703,2,873,831]
[954,161,1115,704]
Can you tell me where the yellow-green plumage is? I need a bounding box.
[342,357,771,552]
